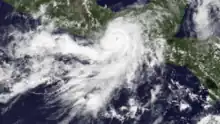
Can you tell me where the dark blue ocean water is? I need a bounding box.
[97,0,149,11]
[175,3,197,38]
[0,0,220,124]
[97,0,196,38]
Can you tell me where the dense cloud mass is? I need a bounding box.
[0,0,220,124]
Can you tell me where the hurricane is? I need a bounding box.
[0,5,166,123]
[1,0,220,124]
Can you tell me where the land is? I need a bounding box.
[4,0,113,36]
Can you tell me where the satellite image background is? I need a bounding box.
[0,0,220,124]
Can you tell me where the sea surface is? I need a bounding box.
[0,0,220,124]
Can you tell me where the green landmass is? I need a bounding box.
[4,0,114,36]
[167,37,220,100]
[4,0,220,100]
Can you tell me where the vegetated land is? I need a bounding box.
[4,0,114,36]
